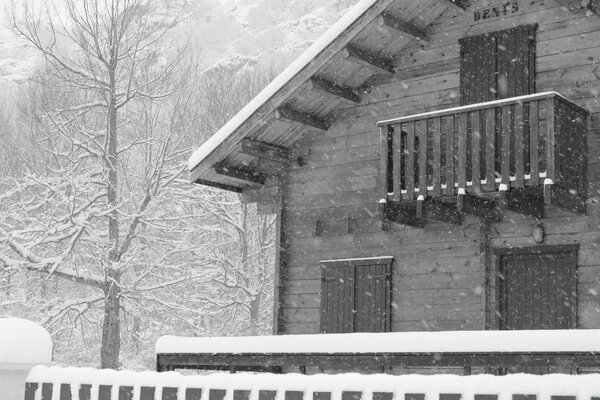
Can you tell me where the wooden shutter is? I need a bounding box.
[354,263,392,332]
[320,258,393,334]
[499,247,577,330]
[320,265,355,333]
[459,25,537,105]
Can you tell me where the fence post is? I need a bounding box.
[0,318,52,400]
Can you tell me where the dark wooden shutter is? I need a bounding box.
[499,248,577,330]
[459,25,537,105]
[354,263,392,332]
[320,265,355,333]
[320,259,392,333]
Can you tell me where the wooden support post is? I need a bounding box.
[240,139,292,165]
[457,188,466,213]
[308,77,360,103]
[544,180,554,205]
[416,196,425,220]
[376,12,428,42]
[342,45,395,77]
[274,106,330,131]
[214,163,266,185]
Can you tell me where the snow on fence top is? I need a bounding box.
[187,0,379,171]
[156,329,600,355]
[0,318,52,365]
[25,366,600,400]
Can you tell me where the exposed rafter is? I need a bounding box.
[376,12,428,42]
[308,77,361,103]
[240,139,292,165]
[341,45,395,77]
[274,106,330,131]
[194,179,242,193]
[444,0,470,10]
[213,162,266,185]
[554,0,599,15]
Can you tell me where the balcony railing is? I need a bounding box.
[377,92,588,203]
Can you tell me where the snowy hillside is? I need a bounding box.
[0,0,359,86]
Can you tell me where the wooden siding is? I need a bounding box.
[275,1,600,336]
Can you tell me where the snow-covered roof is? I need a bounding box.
[156,329,600,354]
[0,318,52,366]
[187,0,380,172]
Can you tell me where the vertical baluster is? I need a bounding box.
[485,107,496,191]
[379,126,389,201]
[417,119,428,198]
[471,111,481,193]
[501,104,511,187]
[529,101,539,186]
[405,122,416,201]
[515,102,525,188]
[458,112,468,193]
[546,96,556,183]
[445,116,456,196]
[432,116,442,197]
[393,124,402,201]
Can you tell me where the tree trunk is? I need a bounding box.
[101,66,121,369]
[249,291,262,336]
[100,273,121,369]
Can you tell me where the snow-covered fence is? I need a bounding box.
[0,318,52,400]
[25,366,600,400]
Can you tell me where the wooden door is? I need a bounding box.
[498,250,577,330]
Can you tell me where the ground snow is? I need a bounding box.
[0,318,52,365]
[156,329,600,354]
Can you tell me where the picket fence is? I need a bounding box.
[25,366,600,400]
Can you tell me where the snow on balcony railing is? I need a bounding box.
[24,365,600,400]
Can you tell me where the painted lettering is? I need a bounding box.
[473,1,519,22]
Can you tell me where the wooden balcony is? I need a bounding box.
[377,92,588,226]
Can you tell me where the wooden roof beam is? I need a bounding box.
[444,0,470,10]
[308,77,361,103]
[376,13,428,43]
[274,106,330,131]
[554,0,599,15]
[240,139,292,165]
[213,162,266,185]
[341,45,395,77]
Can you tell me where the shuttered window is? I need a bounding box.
[459,24,537,105]
[497,246,578,330]
[320,257,392,333]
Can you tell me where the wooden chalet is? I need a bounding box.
[174,0,600,374]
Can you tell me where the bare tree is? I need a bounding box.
[1,0,190,368]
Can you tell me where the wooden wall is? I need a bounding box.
[276,0,600,335]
